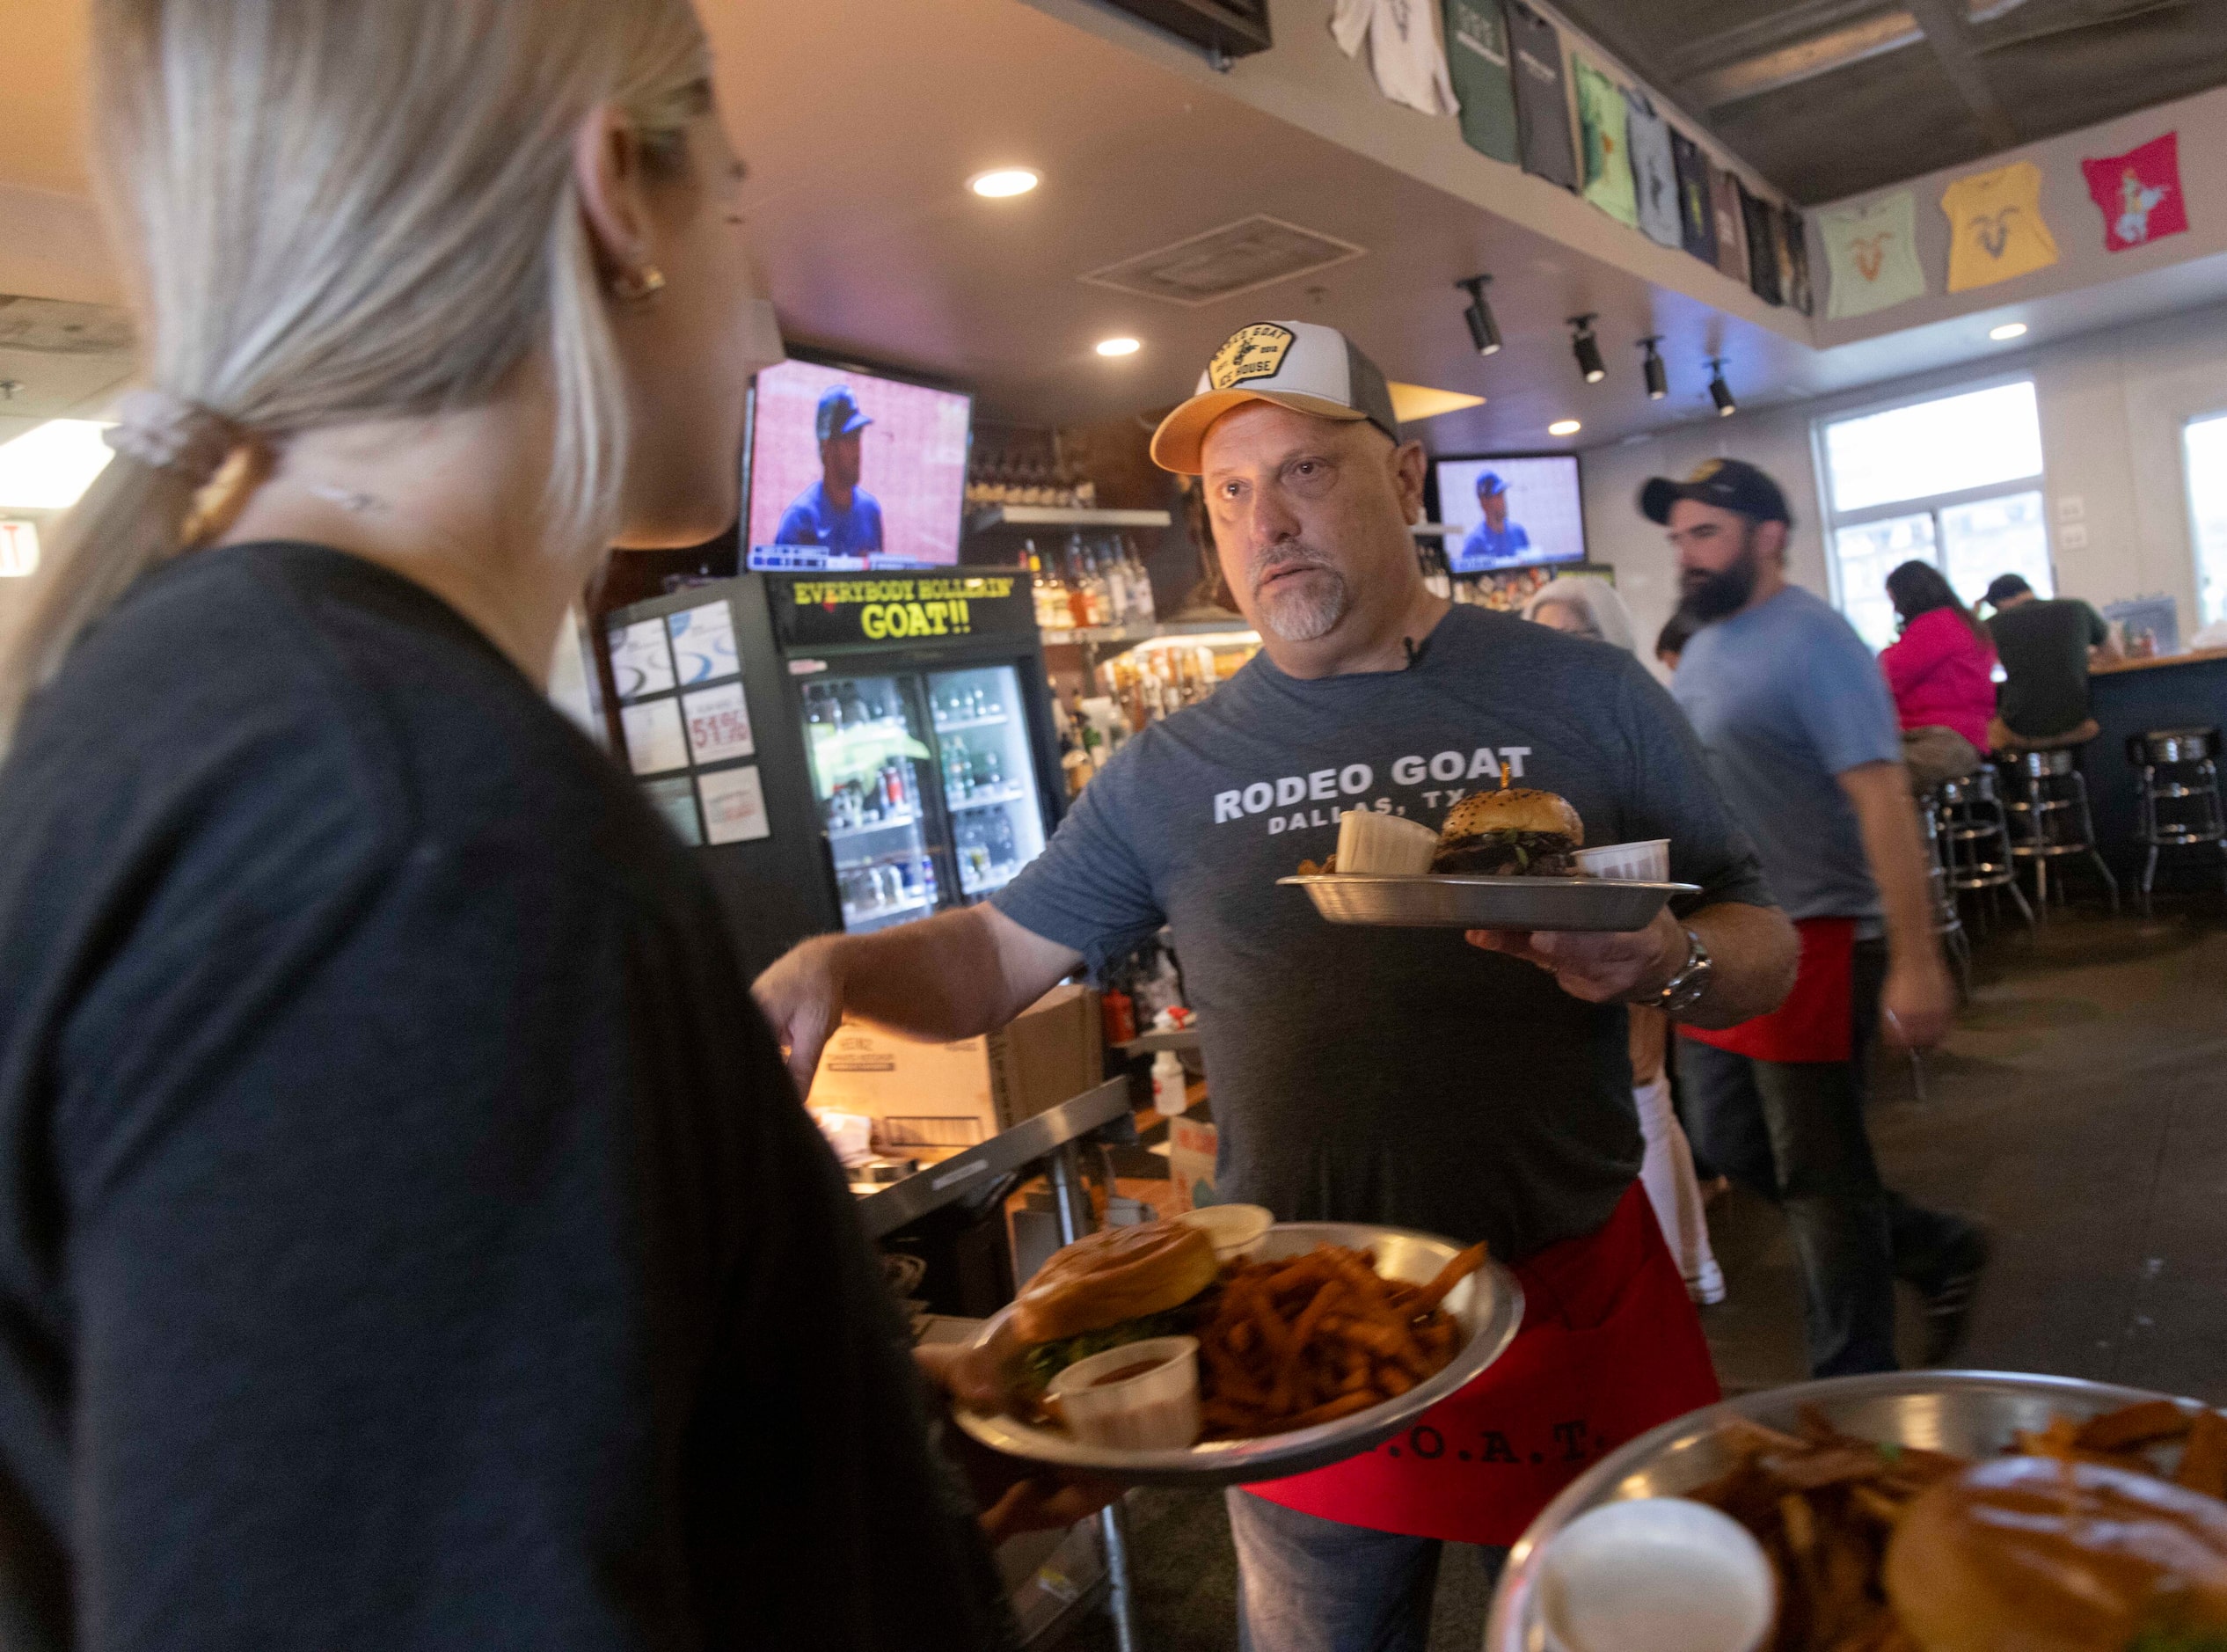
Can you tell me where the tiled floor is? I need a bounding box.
[1062,904,2227,1650]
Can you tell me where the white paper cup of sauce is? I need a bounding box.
[1172,1202,1274,1260]
[1574,838,1671,882]
[1046,1336,1201,1450]
[1537,1497,1776,1652]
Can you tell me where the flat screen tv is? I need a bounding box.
[743,355,972,569]
[1432,453,1587,575]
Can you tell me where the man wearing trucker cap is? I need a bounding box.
[756,321,1797,1650]
[1644,459,1988,1382]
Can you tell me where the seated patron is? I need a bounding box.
[1983,574,2119,749]
[1879,561,1995,790]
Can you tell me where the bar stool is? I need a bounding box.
[1917,791,1973,997]
[2127,726,2227,915]
[1935,767,2034,935]
[1997,746,2120,918]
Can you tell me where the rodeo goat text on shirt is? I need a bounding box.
[1211,745,1533,826]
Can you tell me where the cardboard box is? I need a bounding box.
[1165,1115,1220,1213]
[808,984,1103,1150]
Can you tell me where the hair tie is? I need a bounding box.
[103,389,248,487]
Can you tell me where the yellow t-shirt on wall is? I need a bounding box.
[1941,160,2059,292]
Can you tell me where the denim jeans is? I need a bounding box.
[1679,938,1971,1376]
[1225,1489,1506,1652]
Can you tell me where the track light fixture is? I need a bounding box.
[1568,315,1605,384]
[1639,336,1668,401]
[1456,276,1501,357]
[1707,357,1736,418]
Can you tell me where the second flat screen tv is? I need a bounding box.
[746,356,972,567]
[1434,454,1586,574]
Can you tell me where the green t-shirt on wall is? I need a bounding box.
[1575,60,1637,227]
[1442,0,1519,164]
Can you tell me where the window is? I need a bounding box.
[2183,413,2227,626]
[1817,380,2051,650]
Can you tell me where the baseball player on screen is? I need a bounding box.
[775,384,885,554]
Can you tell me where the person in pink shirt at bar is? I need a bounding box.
[1880,560,1998,791]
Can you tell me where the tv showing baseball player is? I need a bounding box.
[1434,454,1588,574]
[745,356,972,567]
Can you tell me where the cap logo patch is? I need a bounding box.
[1688,459,1724,483]
[1208,324,1297,391]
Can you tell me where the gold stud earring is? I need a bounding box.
[612,265,667,303]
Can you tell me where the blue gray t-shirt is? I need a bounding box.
[1672,584,1902,925]
[774,479,884,555]
[995,604,1774,1260]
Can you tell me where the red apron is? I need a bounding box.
[1246,1182,1719,1546]
[1679,917,1857,1064]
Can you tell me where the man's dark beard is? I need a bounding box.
[1678,534,1761,622]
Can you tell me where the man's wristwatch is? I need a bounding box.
[1651,925,1713,1017]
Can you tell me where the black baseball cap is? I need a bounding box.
[1983,574,2033,605]
[1639,458,1791,526]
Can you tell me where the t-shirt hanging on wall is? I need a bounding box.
[1575,61,1637,225]
[1819,190,1926,319]
[1673,129,1717,263]
[1781,207,1814,315]
[2079,131,2187,253]
[1738,181,1783,305]
[1331,0,1460,118]
[1506,2,1578,191]
[1712,168,1749,283]
[1941,160,2058,292]
[1442,0,1520,163]
[1625,90,1683,248]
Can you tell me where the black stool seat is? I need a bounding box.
[2127,727,2219,765]
[1992,742,2119,917]
[2127,727,2227,911]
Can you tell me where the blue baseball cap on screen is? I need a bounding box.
[815,385,873,442]
[1475,471,1507,496]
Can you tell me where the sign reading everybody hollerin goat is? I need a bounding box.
[770,573,1033,649]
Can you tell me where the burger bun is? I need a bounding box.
[1441,787,1583,846]
[1885,1454,2227,1652]
[1013,1221,1220,1345]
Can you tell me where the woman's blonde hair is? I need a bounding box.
[0,0,712,742]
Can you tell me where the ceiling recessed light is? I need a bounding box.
[1095,337,1141,357]
[968,167,1040,199]
[1548,419,1582,437]
[1990,322,2028,341]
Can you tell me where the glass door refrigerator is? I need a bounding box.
[598,568,1062,984]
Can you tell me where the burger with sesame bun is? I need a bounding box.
[1430,785,1585,877]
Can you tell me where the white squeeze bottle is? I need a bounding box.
[1151,1049,1188,1117]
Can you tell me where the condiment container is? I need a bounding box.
[1046,1336,1201,1450]
[1173,1202,1274,1260]
[1537,1497,1775,1652]
[1574,838,1670,882]
[1334,808,1439,874]
[1151,1049,1188,1116]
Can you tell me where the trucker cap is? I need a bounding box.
[815,385,873,442]
[1149,319,1401,475]
[1983,574,2034,606]
[1639,457,1791,526]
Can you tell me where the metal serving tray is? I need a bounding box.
[1485,1369,2212,1652]
[954,1222,1525,1488]
[1280,874,1697,932]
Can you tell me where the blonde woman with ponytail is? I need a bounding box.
[0,4,1032,1647]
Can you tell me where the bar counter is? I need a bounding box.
[2079,648,2227,881]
